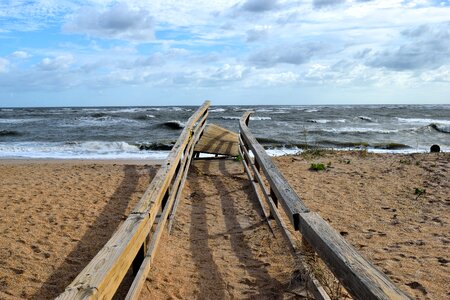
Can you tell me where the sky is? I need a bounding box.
[0,0,450,107]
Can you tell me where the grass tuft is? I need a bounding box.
[310,163,326,171]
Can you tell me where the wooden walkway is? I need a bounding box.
[138,159,303,299]
[57,101,410,300]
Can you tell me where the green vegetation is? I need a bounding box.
[234,154,242,162]
[298,148,330,159]
[310,163,326,171]
[415,188,426,199]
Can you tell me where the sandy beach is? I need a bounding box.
[275,151,449,299]
[0,160,159,299]
[0,152,448,299]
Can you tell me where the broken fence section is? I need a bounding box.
[239,111,411,300]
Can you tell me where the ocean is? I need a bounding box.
[0,105,449,159]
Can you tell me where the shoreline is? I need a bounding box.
[0,158,164,165]
[0,147,448,162]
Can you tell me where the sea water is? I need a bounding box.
[0,105,449,159]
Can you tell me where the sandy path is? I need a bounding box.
[0,161,157,299]
[139,159,302,300]
[275,152,449,300]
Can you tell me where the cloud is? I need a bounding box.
[0,58,9,73]
[241,0,279,12]
[11,51,30,59]
[246,28,269,42]
[313,0,346,9]
[368,22,450,70]
[38,55,74,71]
[64,3,155,42]
[249,43,327,67]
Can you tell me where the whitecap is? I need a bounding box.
[397,118,450,125]
[209,108,227,113]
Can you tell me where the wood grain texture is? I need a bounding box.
[299,212,410,300]
[125,113,208,300]
[239,111,410,300]
[167,117,208,233]
[194,123,239,156]
[57,101,210,300]
[240,138,330,300]
[239,112,309,230]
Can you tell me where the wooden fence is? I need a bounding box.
[239,111,410,300]
[57,101,210,300]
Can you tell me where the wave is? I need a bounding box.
[305,109,319,113]
[317,140,410,150]
[0,130,21,137]
[321,127,398,134]
[90,113,110,118]
[357,116,373,122]
[307,119,346,124]
[0,118,43,124]
[221,116,271,121]
[271,110,289,114]
[0,141,169,159]
[209,108,226,113]
[135,141,175,151]
[58,116,137,127]
[397,118,450,125]
[255,108,273,113]
[256,137,284,144]
[429,123,450,134]
[133,114,155,121]
[161,120,185,129]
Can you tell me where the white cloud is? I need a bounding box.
[64,3,155,42]
[11,51,30,59]
[0,58,9,73]
[38,55,74,71]
[246,27,270,42]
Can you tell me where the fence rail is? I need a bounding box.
[239,111,410,300]
[57,101,210,300]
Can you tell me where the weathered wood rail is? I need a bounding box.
[57,101,210,300]
[239,111,411,300]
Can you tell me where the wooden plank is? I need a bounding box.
[167,118,207,233]
[194,123,239,156]
[299,212,410,300]
[239,111,410,300]
[133,103,210,213]
[238,145,274,235]
[57,101,210,300]
[239,139,330,300]
[239,112,309,231]
[239,139,295,251]
[126,114,208,300]
[56,213,151,299]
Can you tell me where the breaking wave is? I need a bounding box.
[0,130,21,137]
[429,123,450,134]
[161,120,185,129]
